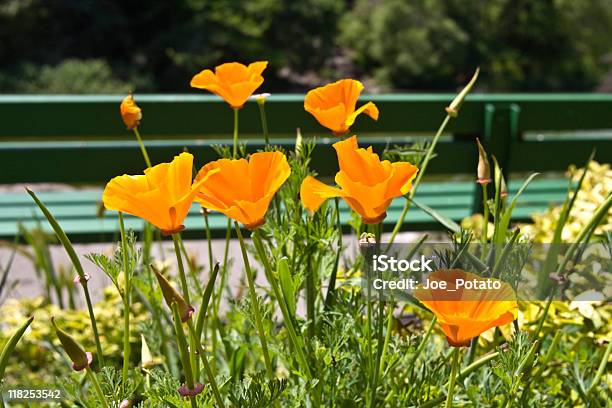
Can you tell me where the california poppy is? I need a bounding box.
[195,151,290,229]
[414,269,518,347]
[190,61,268,109]
[300,136,418,224]
[304,79,379,135]
[120,94,142,129]
[103,152,215,235]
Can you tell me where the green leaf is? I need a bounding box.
[495,173,540,245]
[26,189,86,278]
[0,316,34,380]
[195,263,220,340]
[409,198,461,233]
[277,257,296,318]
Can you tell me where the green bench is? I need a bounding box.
[1,94,610,241]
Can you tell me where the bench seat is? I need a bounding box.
[0,178,569,242]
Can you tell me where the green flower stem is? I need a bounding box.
[171,234,198,381]
[387,114,452,247]
[445,348,461,408]
[252,231,311,379]
[370,223,384,407]
[186,320,226,408]
[481,185,489,255]
[27,189,105,366]
[171,304,198,408]
[86,366,109,408]
[257,99,270,146]
[234,222,275,379]
[202,210,216,364]
[118,213,131,392]
[586,339,612,395]
[305,221,316,340]
[377,302,395,377]
[132,127,152,168]
[171,234,191,305]
[233,108,239,158]
[408,316,437,370]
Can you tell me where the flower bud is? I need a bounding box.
[51,317,92,371]
[476,138,491,185]
[500,175,508,199]
[120,93,142,130]
[178,383,205,397]
[151,265,194,322]
[251,93,271,106]
[359,232,376,250]
[140,334,160,369]
[445,68,479,117]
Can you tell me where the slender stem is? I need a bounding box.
[257,101,270,146]
[445,348,460,408]
[587,339,612,394]
[481,185,489,256]
[234,222,274,379]
[133,127,152,168]
[252,231,311,378]
[170,304,198,408]
[171,234,191,305]
[387,115,452,246]
[82,284,105,367]
[86,366,109,408]
[378,302,395,376]
[408,316,437,370]
[305,221,315,339]
[233,108,239,158]
[203,211,214,279]
[118,213,131,393]
[186,321,226,408]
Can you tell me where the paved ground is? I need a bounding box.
[1,232,423,305]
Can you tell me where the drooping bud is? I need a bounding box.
[476,138,491,185]
[445,68,480,117]
[151,265,194,322]
[120,93,142,130]
[51,317,92,371]
[500,175,508,199]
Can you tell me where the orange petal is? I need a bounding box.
[300,176,344,214]
[345,101,379,129]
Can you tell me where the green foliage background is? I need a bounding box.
[1,0,611,93]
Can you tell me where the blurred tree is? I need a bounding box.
[0,0,611,93]
[340,0,612,91]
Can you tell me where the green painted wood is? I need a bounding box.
[0,177,568,241]
[0,93,611,184]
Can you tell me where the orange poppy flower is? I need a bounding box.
[195,151,290,229]
[414,269,518,347]
[300,135,418,224]
[103,152,215,235]
[304,79,379,135]
[190,61,268,109]
[120,94,142,129]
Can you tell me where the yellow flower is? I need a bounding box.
[120,94,142,130]
[304,79,379,135]
[195,151,291,229]
[414,269,518,347]
[103,152,214,235]
[300,135,417,224]
[190,61,268,109]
